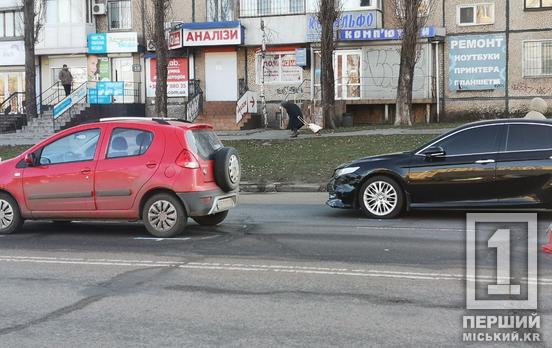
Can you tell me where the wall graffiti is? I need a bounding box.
[362,45,431,100]
[276,86,304,95]
[510,82,552,96]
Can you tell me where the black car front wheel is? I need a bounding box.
[359,176,404,219]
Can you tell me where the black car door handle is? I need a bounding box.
[475,159,495,164]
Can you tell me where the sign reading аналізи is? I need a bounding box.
[448,34,506,91]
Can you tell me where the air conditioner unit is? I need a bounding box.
[146,40,156,51]
[92,3,106,15]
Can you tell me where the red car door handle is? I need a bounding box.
[146,161,158,168]
[81,168,92,175]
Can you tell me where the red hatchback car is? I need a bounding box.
[0,118,240,237]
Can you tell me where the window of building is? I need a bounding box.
[523,40,552,77]
[396,0,431,18]
[45,0,85,24]
[457,3,494,25]
[457,3,494,26]
[525,0,552,9]
[207,0,235,21]
[256,52,303,84]
[240,0,305,17]
[335,50,362,100]
[108,0,132,30]
[0,11,23,38]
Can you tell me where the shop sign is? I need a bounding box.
[146,57,189,97]
[88,32,138,54]
[0,41,24,66]
[169,29,183,49]
[448,34,506,91]
[180,21,243,47]
[307,11,380,42]
[295,48,308,67]
[53,83,88,119]
[340,26,440,41]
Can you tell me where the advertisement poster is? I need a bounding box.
[146,57,189,97]
[260,53,302,84]
[448,34,506,91]
[87,55,111,81]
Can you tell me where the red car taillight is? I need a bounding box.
[176,150,200,169]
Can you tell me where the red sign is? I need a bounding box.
[182,26,242,47]
[169,29,182,50]
[147,57,189,97]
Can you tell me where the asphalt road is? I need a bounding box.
[1,193,552,347]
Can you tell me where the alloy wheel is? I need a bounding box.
[363,181,398,217]
[147,200,178,232]
[0,199,14,230]
[228,154,240,184]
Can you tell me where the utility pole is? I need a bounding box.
[260,19,268,128]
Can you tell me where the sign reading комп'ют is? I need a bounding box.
[448,34,506,91]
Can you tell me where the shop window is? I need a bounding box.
[207,0,235,21]
[108,0,132,30]
[526,0,552,9]
[0,11,23,38]
[457,3,494,26]
[523,40,552,77]
[334,51,362,100]
[256,52,303,84]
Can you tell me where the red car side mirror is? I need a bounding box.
[24,153,35,167]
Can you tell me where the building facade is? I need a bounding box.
[1,0,551,129]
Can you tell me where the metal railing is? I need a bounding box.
[240,0,306,17]
[0,92,25,115]
[186,79,203,122]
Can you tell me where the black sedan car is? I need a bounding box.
[327,119,552,218]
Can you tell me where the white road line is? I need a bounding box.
[1,255,552,285]
[133,237,191,242]
[357,226,464,232]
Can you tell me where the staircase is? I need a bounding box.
[195,101,261,131]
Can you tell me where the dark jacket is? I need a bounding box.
[281,101,304,130]
[59,68,73,85]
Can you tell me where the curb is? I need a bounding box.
[240,182,327,193]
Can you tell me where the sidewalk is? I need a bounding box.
[0,127,452,146]
[216,127,451,141]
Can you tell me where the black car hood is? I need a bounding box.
[337,152,411,169]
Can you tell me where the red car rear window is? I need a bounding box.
[185,130,223,160]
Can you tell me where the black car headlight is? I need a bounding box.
[335,166,360,177]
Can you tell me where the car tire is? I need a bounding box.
[0,193,24,235]
[143,193,187,238]
[192,211,229,226]
[358,176,404,219]
[214,147,241,192]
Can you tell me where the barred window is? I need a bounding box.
[523,41,552,77]
[240,0,305,17]
[108,0,132,30]
[525,0,552,9]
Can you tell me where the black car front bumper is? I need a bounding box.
[326,176,360,209]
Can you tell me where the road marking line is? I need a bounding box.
[357,226,464,232]
[1,255,552,285]
[133,237,191,242]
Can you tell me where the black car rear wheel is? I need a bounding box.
[359,176,404,219]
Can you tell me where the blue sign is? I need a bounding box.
[307,11,379,42]
[53,98,71,118]
[97,81,124,96]
[295,48,308,67]
[88,88,111,104]
[88,33,107,54]
[340,26,439,41]
[448,34,506,91]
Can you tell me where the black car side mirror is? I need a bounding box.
[424,146,446,159]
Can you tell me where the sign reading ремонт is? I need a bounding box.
[448,34,506,91]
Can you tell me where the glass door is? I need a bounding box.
[111,57,134,103]
[334,50,362,100]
